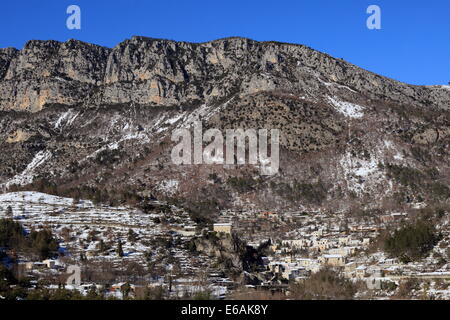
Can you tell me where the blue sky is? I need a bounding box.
[1,0,449,85]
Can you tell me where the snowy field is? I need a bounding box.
[0,191,201,267]
[0,191,158,230]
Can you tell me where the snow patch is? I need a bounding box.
[86,129,150,159]
[393,152,404,161]
[54,110,79,130]
[154,112,186,134]
[340,153,378,179]
[2,150,52,188]
[318,78,357,93]
[156,180,179,196]
[327,96,365,119]
[384,140,404,161]
[339,151,383,195]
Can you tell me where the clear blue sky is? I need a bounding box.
[1,0,449,85]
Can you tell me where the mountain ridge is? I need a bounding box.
[0,36,448,217]
[1,37,449,112]
[1,35,446,86]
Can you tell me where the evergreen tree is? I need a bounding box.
[384,220,440,262]
[127,229,137,243]
[117,239,124,257]
[121,282,131,299]
[6,206,13,217]
[98,239,106,253]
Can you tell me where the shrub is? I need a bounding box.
[227,176,257,193]
[0,219,59,259]
[384,220,440,263]
[271,180,328,205]
[290,268,356,300]
[185,200,219,225]
[428,183,450,200]
[29,229,59,260]
[0,218,26,248]
[385,164,424,190]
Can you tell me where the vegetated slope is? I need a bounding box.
[0,37,448,219]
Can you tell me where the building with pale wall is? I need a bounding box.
[319,254,346,267]
[213,223,232,234]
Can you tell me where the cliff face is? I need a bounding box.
[0,37,448,215]
[1,36,449,112]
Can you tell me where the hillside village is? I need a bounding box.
[1,191,450,300]
[217,206,450,298]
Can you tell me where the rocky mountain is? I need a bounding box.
[0,36,448,218]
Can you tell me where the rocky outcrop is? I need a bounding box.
[0,37,449,112]
[193,234,243,273]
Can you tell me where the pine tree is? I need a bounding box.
[98,239,106,253]
[121,282,131,299]
[117,239,124,257]
[6,206,13,217]
[127,229,137,243]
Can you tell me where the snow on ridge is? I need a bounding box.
[327,96,365,119]
[318,78,357,93]
[154,112,186,134]
[2,150,52,188]
[426,85,450,91]
[54,111,70,129]
[149,97,236,138]
[179,103,215,128]
[165,113,184,125]
[177,97,236,129]
[85,127,150,160]
[84,98,236,161]
[54,110,80,130]
[67,111,80,126]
